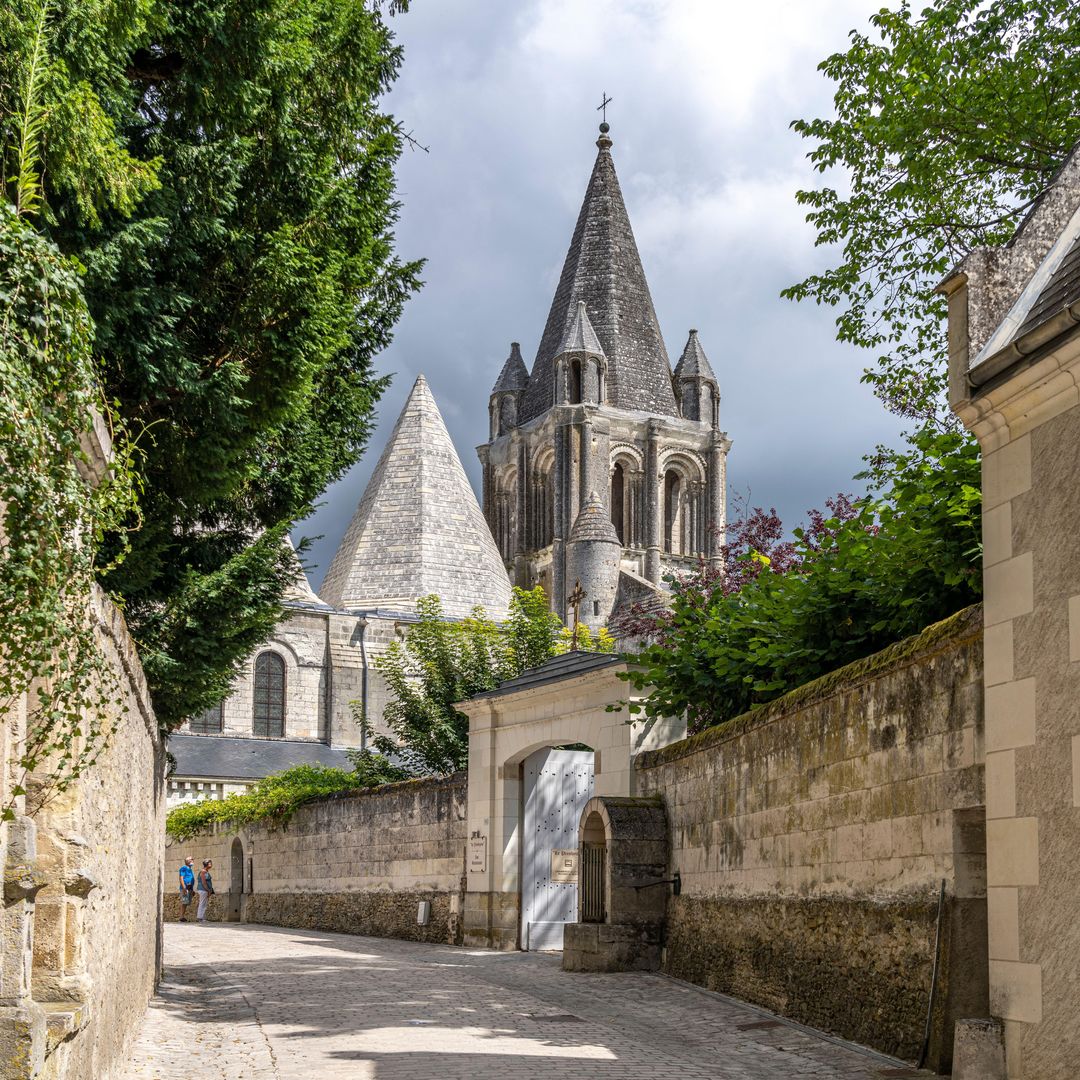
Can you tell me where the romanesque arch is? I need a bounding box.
[610,447,645,549]
[493,465,518,564]
[528,447,555,550]
[659,452,707,558]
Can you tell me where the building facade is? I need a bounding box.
[169,375,512,806]
[480,123,731,628]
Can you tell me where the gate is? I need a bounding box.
[521,747,594,951]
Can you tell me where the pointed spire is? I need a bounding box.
[282,535,324,605]
[519,129,677,421]
[555,301,605,358]
[320,374,512,619]
[569,490,620,544]
[673,329,717,384]
[491,342,529,394]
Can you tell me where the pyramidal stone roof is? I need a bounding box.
[491,342,529,394]
[520,126,678,421]
[556,300,606,358]
[569,490,620,544]
[673,329,717,384]
[320,375,512,619]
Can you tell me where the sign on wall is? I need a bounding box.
[468,831,487,874]
[550,848,579,884]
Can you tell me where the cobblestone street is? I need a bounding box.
[123,923,927,1079]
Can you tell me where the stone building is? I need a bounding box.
[480,122,731,628]
[169,375,512,806]
[942,141,1080,1079]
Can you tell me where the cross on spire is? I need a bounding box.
[596,92,613,125]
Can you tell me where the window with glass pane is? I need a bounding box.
[253,652,286,737]
[189,702,223,734]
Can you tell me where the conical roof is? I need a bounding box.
[282,536,324,605]
[491,342,529,394]
[520,127,677,421]
[673,329,717,384]
[556,301,606,358]
[568,490,620,544]
[320,375,512,619]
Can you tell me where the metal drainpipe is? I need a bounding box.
[324,611,333,745]
[357,617,369,752]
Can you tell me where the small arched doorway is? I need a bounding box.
[229,837,244,921]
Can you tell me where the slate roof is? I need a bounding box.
[519,127,678,421]
[170,734,352,781]
[556,301,606,358]
[1012,231,1080,342]
[673,329,717,384]
[467,650,623,701]
[491,342,529,394]
[319,374,512,619]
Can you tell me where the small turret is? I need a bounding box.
[673,329,719,427]
[566,490,621,630]
[554,301,607,406]
[489,342,529,438]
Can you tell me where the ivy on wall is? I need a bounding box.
[0,202,139,815]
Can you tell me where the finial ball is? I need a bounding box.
[599,121,610,134]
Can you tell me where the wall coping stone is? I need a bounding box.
[636,604,982,770]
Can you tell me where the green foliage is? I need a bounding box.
[785,0,1080,427]
[165,762,388,842]
[622,428,981,732]
[0,201,139,814]
[0,0,421,729]
[370,587,613,776]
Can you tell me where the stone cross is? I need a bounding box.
[597,92,613,124]
[567,579,587,651]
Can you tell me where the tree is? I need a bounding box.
[619,429,981,733]
[785,0,1080,428]
[368,588,613,776]
[0,0,422,729]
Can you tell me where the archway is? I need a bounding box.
[229,836,244,922]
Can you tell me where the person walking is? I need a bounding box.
[178,857,196,922]
[195,859,215,924]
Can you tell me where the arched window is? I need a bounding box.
[190,702,223,734]
[570,359,583,404]
[253,652,286,737]
[664,470,682,555]
[610,463,625,544]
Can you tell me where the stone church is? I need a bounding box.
[168,121,731,805]
[167,375,511,805]
[481,122,731,629]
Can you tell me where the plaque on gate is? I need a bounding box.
[468,832,487,874]
[550,848,579,884]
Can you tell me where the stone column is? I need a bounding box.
[707,432,729,564]
[514,439,527,587]
[645,420,662,584]
[579,411,593,515]
[552,415,572,621]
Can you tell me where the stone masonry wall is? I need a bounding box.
[165,774,467,945]
[635,606,988,1071]
[0,589,165,1080]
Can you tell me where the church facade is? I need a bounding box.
[480,122,731,629]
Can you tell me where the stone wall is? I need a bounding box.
[635,606,988,1072]
[0,589,165,1080]
[165,774,468,945]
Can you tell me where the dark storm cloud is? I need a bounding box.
[294,0,906,588]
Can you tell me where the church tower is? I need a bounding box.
[479,123,732,625]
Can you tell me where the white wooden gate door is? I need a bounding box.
[521,746,595,951]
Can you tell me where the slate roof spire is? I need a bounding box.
[491,342,529,394]
[519,123,677,420]
[320,375,512,619]
[555,300,606,359]
[673,329,717,383]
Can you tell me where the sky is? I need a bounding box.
[294,0,907,588]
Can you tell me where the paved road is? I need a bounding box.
[123,922,926,1079]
